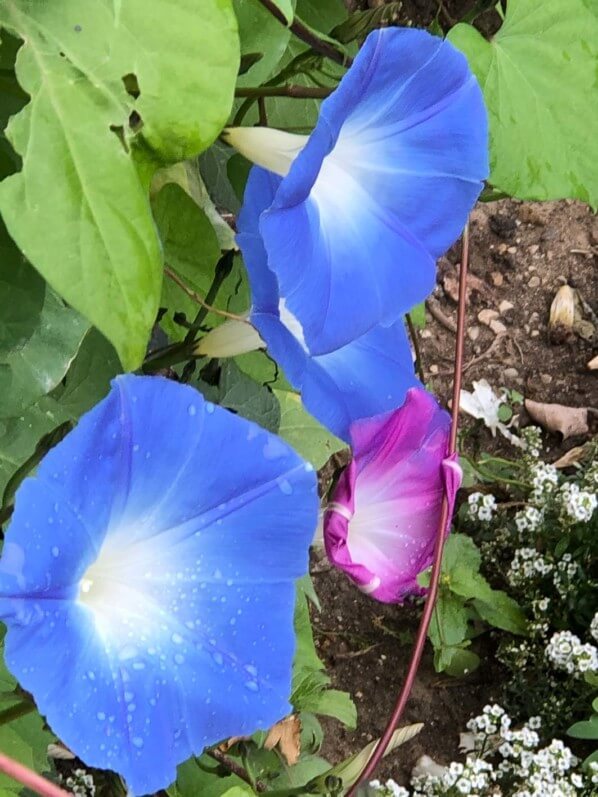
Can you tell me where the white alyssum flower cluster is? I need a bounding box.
[514,506,543,535]
[370,705,591,797]
[557,482,597,524]
[590,611,598,644]
[467,492,497,523]
[507,547,553,587]
[62,769,96,797]
[529,462,559,503]
[552,553,580,598]
[369,779,410,797]
[545,630,598,676]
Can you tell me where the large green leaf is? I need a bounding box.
[0,229,88,418]
[0,1,239,369]
[448,0,598,205]
[275,390,345,469]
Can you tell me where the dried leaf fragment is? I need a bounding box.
[264,715,301,765]
[525,399,589,439]
[552,445,589,469]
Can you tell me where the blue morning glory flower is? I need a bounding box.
[225,26,488,353]
[237,167,420,443]
[0,376,318,795]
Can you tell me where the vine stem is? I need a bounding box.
[206,749,266,793]
[0,753,69,797]
[164,266,246,323]
[235,85,332,99]
[254,0,351,66]
[346,222,470,793]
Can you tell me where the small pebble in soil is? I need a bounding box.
[504,367,519,378]
[499,300,515,316]
[541,373,553,384]
[531,330,540,337]
[491,271,504,286]
[529,244,540,255]
[429,364,439,374]
[478,308,499,325]
[528,276,541,287]
[490,319,507,335]
[468,325,480,341]
[508,245,518,254]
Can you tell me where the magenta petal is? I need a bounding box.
[323,388,462,603]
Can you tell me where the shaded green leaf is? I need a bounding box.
[449,0,598,205]
[217,361,281,433]
[568,715,598,740]
[52,328,120,417]
[473,592,527,636]
[168,756,246,797]
[153,183,221,341]
[235,0,296,87]
[0,397,72,497]
[0,227,88,418]
[275,390,345,469]
[0,709,54,793]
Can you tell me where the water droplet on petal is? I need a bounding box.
[51,546,59,557]
[132,737,144,749]
[188,404,197,416]
[205,402,215,414]
[278,479,292,495]
[212,651,223,666]
[97,711,106,721]
[171,633,183,645]
[174,653,185,665]
[245,680,259,692]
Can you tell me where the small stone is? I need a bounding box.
[490,319,507,335]
[507,246,518,254]
[529,312,540,324]
[499,300,515,315]
[491,271,504,286]
[478,309,499,326]
[531,329,540,338]
[429,364,439,375]
[504,367,519,379]
[541,373,553,385]
[528,276,541,288]
[529,244,540,255]
[468,325,480,342]
[420,329,432,339]
[497,243,508,255]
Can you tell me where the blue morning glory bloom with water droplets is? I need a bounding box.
[0,375,318,795]
[238,166,421,442]
[226,27,488,354]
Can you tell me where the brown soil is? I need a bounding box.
[313,199,598,785]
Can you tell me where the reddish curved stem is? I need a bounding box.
[346,222,470,793]
[0,753,70,797]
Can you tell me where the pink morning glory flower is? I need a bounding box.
[323,387,462,603]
